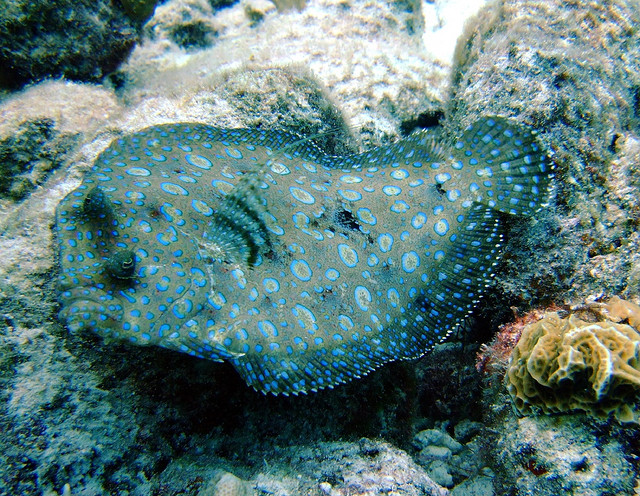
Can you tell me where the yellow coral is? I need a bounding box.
[506,297,640,423]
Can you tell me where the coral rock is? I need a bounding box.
[506,297,640,422]
[200,472,252,496]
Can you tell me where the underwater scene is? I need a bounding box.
[1,0,639,494]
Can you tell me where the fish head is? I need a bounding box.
[55,133,251,358]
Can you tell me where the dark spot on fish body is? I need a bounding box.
[147,204,162,219]
[335,208,362,232]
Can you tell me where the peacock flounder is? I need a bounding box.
[55,117,553,395]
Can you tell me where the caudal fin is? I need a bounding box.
[445,117,554,216]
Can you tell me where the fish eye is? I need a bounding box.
[83,186,114,221]
[106,249,137,280]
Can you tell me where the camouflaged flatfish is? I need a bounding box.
[55,117,553,395]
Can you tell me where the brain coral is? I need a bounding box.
[506,297,640,423]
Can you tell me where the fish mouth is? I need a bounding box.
[58,286,123,335]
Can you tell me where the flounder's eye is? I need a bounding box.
[106,249,137,279]
[83,186,114,221]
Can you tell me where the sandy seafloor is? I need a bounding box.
[1,0,640,494]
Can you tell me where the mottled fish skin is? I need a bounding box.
[55,117,553,395]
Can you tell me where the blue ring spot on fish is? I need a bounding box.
[212,179,234,195]
[160,182,189,196]
[293,303,317,331]
[382,185,402,196]
[411,213,427,229]
[391,169,409,180]
[289,186,315,205]
[401,251,420,273]
[356,208,377,225]
[377,233,394,252]
[338,315,354,331]
[225,148,243,159]
[390,200,409,214]
[337,243,359,268]
[325,268,340,281]
[127,167,151,176]
[434,219,449,236]
[185,153,214,169]
[291,259,313,281]
[338,189,362,201]
[262,278,280,293]
[191,199,213,216]
[387,288,400,308]
[258,320,278,337]
[354,285,372,312]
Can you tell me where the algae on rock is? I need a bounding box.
[0,0,139,88]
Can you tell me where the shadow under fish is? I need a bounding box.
[55,117,554,395]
